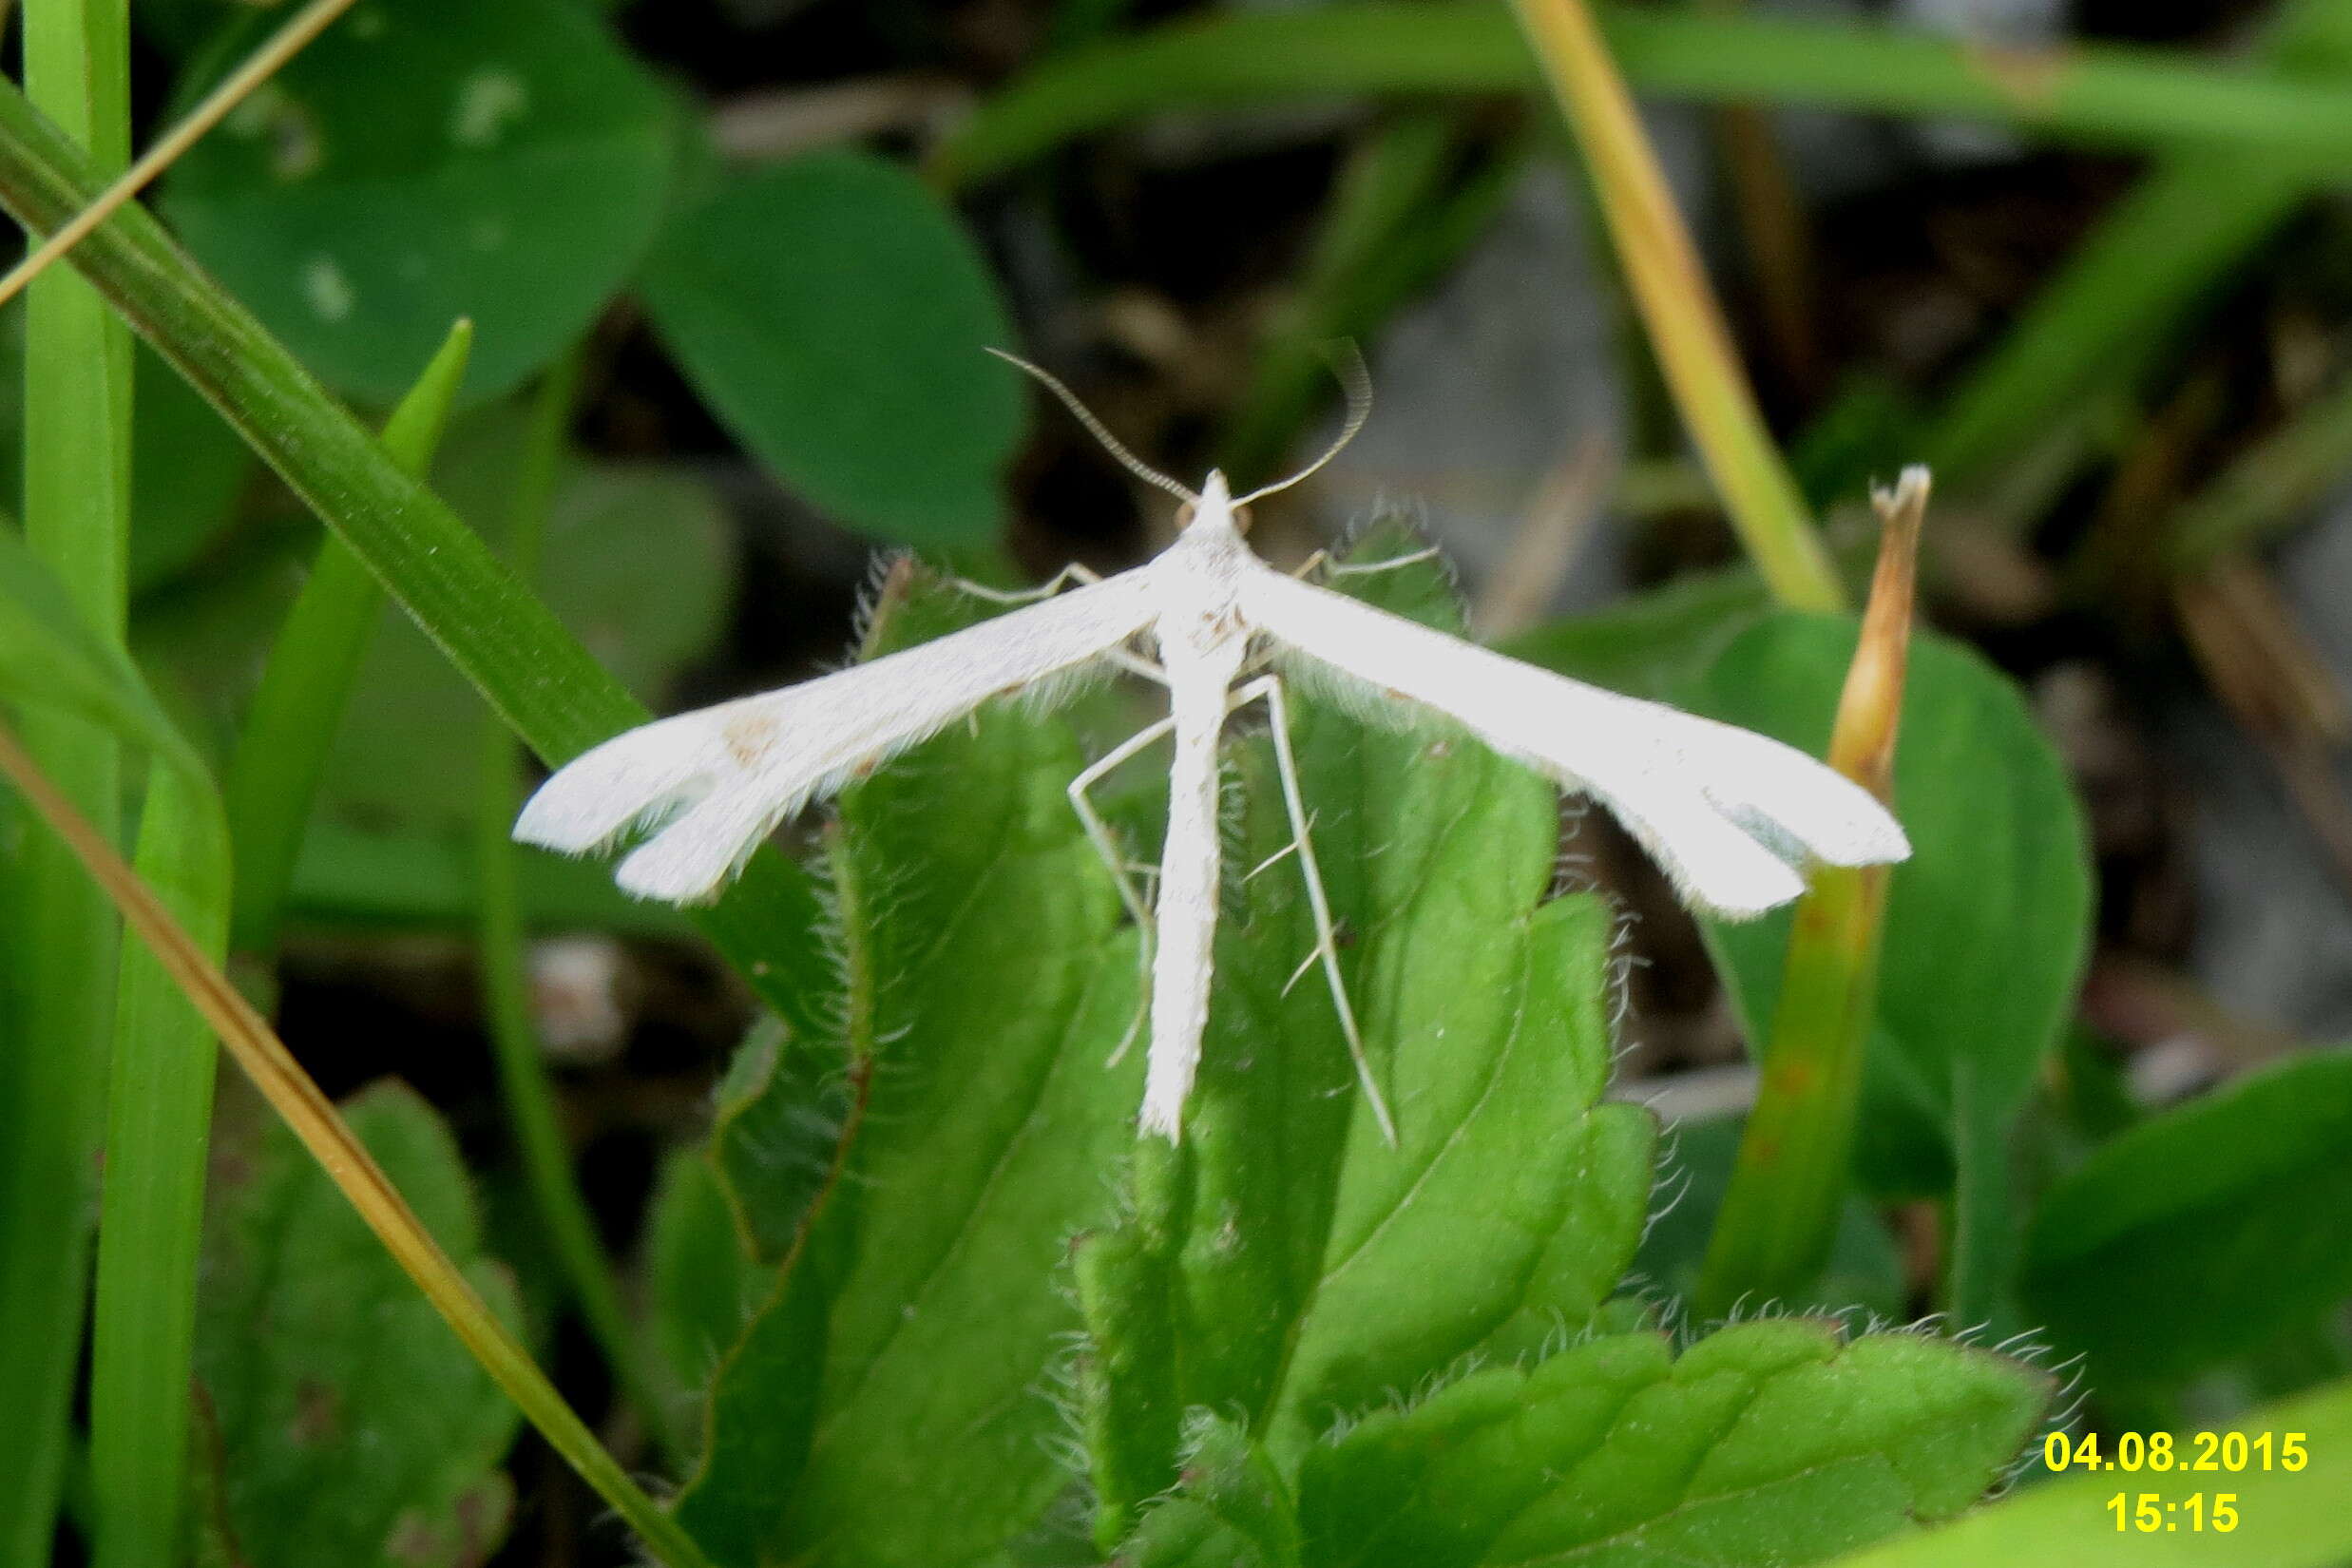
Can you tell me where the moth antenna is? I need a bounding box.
[985,347,1198,506]
[1233,340,1371,507]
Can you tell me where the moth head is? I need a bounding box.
[1177,469,1249,536]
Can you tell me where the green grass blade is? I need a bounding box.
[88,757,229,1568]
[0,76,832,1034]
[86,293,468,1568]
[0,713,720,1568]
[933,2,2352,185]
[0,0,132,1559]
[226,318,473,958]
[473,349,675,1452]
[2167,364,2352,569]
[1921,0,2352,489]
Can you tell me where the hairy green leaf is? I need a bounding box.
[1293,1321,2044,1568]
[162,0,676,403]
[2022,1050,2352,1385]
[191,1082,523,1568]
[1127,1416,1302,1568]
[1071,537,1656,1543]
[641,152,1022,549]
[643,1146,765,1461]
[675,564,1144,1567]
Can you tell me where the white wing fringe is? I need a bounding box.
[512,691,889,904]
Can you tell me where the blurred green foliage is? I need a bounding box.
[0,0,2346,1565]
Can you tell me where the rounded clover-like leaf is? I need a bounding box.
[163,0,677,404]
[641,152,1023,550]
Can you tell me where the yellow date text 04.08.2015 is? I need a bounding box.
[2108,1492,2238,1533]
[2044,1428,2308,1474]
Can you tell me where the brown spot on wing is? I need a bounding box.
[724,711,779,769]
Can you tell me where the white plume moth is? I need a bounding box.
[515,354,1910,1142]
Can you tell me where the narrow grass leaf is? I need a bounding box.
[318,445,734,838]
[1921,0,2352,490]
[0,716,717,1566]
[930,3,2352,186]
[1695,476,1921,1321]
[0,80,831,1031]
[228,317,472,956]
[90,742,231,1568]
[471,348,672,1450]
[0,329,252,593]
[1215,114,1523,487]
[0,1,133,1554]
[1505,0,1839,611]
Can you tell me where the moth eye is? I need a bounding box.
[1175,500,1197,530]
[1231,504,1253,536]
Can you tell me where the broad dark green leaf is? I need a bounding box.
[2021,1050,2352,1384]
[1688,615,2093,1195]
[641,152,1022,549]
[1502,559,1774,702]
[161,0,676,403]
[675,564,1145,1567]
[1291,1320,2045,1568]
[191,1082,523,1568]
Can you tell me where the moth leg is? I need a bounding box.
[951,561,1103,604]
[1229,673,1399,1146]
[1069,715,1176,1066]
[1103,645,1169,685]
[1288,544,1442,583]
[1326,544,1441,579]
